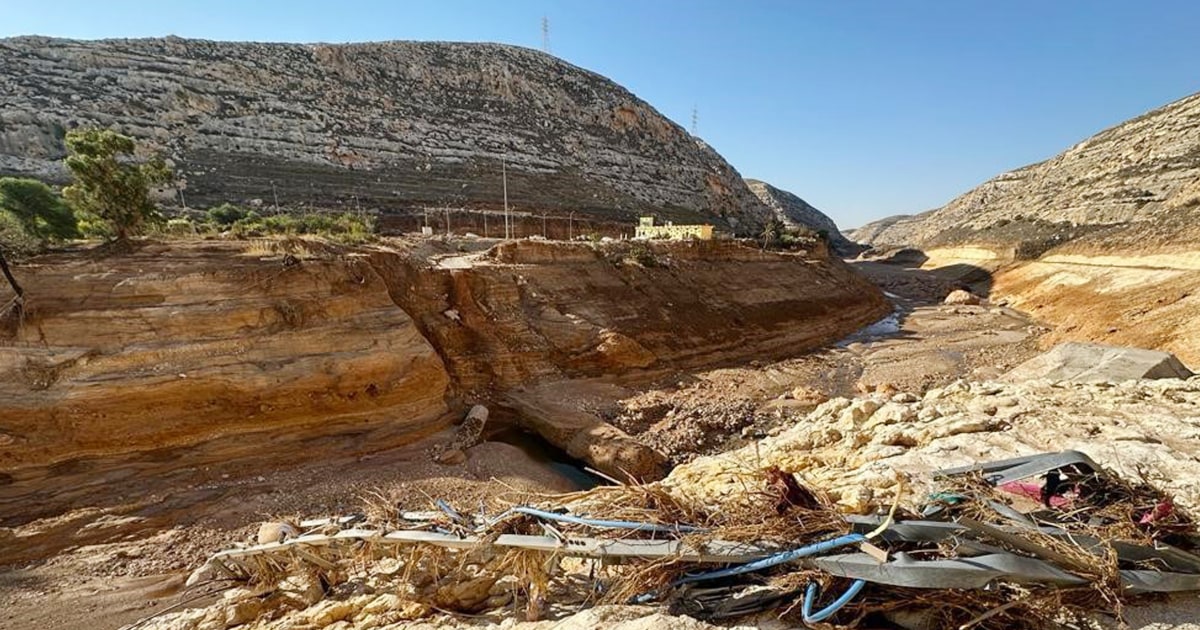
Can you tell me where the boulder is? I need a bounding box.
[256,521,298,544]
[454,404,489,449]
[943,289,981,305]
[1002,342,1193,384]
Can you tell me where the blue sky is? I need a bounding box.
[4,1,1199,228]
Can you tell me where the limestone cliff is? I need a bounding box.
[0,36,771,234]
[744,178,862,256]
[849,90,1200,251]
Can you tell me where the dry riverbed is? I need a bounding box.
[0,262,1048,630]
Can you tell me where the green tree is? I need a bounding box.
[760,218,785,250]
[0,177,78,241]
[206,203,250,226]
[62,129,172,244]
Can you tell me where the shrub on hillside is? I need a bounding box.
[0,177,79,243]
[207,203,251,226]
[0,211,42,257]
[221,210,376,243]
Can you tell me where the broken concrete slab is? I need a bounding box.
[1002,342,1194,384]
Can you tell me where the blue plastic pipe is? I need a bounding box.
[802,578,866,623]
[435,499,466,524]
[673,533,865,585]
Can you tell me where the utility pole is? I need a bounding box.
[445,206,451,236]
[178,187,187,211]
[483,212,488,238]
[568,211,575,241]
[542,16,550,53]
[542,213,548,238]
[502,158,510,239]
[272,181,280,214]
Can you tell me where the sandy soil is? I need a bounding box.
[0,427,581,630]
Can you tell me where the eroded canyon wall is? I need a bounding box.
[0,242,452,477]
[372,239,891,393]
[0,238,890,521]
[848,90,1200,365]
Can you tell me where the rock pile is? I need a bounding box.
[668,376,1200,514]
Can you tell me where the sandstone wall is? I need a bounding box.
[372,239,891,394]
[0,238,889,522]
[910,243,1200,368]
[991,252,1200,368]
[0,243,452,491]
[0,36,771,234]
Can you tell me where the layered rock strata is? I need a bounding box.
[0,238,890,521]
[372,239,891,393]
[0,242,452,524]
[0,36,772,234]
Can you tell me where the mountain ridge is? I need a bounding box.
[0,35,773,234]
[849,90,1200,252]
[744,178,862,255]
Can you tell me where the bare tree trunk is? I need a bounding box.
[0,249,22,301]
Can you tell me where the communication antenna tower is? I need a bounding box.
[542,16,551,53]
[691,105,698,136]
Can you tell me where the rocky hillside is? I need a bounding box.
[0,36,771,234]
[850,90,1200,251]
[845,91,1200,366]
[743,178,862,255]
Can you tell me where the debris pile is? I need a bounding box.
[148,459,1200,629]
[140,376,1200,630]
